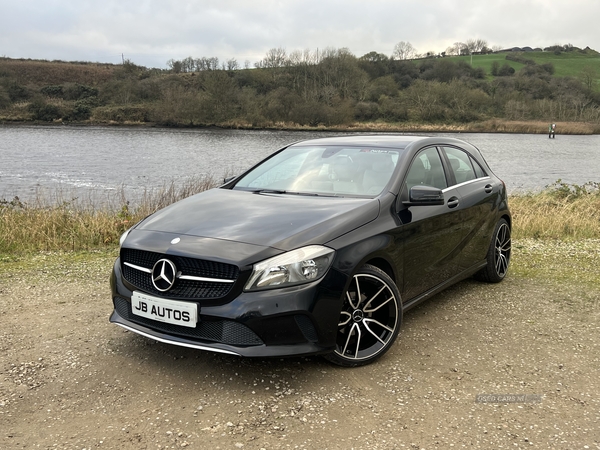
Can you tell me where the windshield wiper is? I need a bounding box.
[250,189,339,197]
[251,189,288,194]
[295,192,339,197]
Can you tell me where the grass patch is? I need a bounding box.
[447,50,600,87]
[0,249,117,280]
[510,238,600,290]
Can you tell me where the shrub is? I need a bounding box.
[40,85,64,98]
[498,64,515,76]
[354,101,380,121]
[92,105,151,122]
[66,101,92,121]
[28,98,63,121]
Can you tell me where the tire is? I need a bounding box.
[475,218,511,283]
[324,264,402,367]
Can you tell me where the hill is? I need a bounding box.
[1,49,599,133]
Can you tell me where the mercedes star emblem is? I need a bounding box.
[151,259,177,292]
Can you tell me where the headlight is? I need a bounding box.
[119,228,132,248]
[245,245,335,291]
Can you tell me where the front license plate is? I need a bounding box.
[131,291,197,328]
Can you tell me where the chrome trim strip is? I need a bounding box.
[442,176,491,193]
[178,274,235,283]
[124,262,152,273]
[113,322,241,356]
[124,262,235,283]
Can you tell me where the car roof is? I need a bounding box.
[291,135,430,149]
[292,134,482,149]
[290,135,486,162]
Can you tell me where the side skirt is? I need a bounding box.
[402,261,487,312]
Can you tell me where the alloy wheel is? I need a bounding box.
[494,222,511,278]
[332,268,400,365]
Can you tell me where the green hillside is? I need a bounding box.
[447,48,600,85]
[1,46,599,132]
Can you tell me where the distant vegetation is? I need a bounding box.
[1,43,599,132]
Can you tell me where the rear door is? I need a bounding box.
[440,146,499,269]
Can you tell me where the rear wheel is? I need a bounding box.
[324,265,402,367]
[475,218,511,283]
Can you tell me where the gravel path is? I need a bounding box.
[1,242,599,449]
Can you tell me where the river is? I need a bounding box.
[1,125,599,204]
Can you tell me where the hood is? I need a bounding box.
[136,188,380,251]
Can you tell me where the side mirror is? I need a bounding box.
[403,185,444,206]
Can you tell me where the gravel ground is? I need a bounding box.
[1,241,599,450]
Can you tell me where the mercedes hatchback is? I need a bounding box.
[110,135,511,366]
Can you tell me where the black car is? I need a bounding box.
[110,135,511,366]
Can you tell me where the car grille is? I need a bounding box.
[114,297,263,346]
[121,248,239,300]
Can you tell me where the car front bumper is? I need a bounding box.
[109,258,347,357]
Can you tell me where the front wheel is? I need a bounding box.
[324,265,402,367]
[475,218,511,283]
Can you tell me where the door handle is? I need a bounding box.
[484,184,493,194]
[447,196,459,208]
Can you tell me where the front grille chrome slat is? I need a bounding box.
[121,248,239,300]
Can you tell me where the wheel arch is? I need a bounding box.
[363,257,396,284]
[500,213,512,230]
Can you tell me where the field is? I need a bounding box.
[448,49,600,86]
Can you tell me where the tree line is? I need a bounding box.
[0,43,599,127]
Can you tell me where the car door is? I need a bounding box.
[396,146,466,302]
[440,146,499,270]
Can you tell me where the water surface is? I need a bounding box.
[1,125,598,203]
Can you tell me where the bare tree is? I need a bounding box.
[464,39,488,64]
[167,59,182,73]
[465,39,478,55]
[181,56,195,73]
[579,65,598,91]
[445,42,465,56]
[392,41,416,60]
[195,57,220,71]
[226,58,239,71]
[474,39,488,53]
[255,47,287,68]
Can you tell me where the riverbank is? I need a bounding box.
[2,117,600,135]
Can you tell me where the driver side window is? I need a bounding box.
[405,147,447,191]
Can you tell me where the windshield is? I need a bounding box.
[234,145,402,197]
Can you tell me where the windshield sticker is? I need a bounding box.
[359,149,398,154]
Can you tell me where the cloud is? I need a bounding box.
[0,0,598,68]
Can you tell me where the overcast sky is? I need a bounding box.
[1,0,598,69]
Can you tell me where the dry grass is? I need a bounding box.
[510,181,600,239]
[245,119,600,135]
[0,176,219,254]
[0,58,116,86]
[1,179,599,255]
